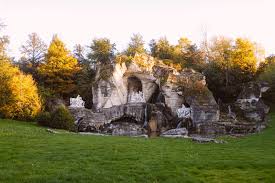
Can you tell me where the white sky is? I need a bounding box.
[1,0,275,58]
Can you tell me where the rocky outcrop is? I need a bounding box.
[235,82,270,122]
[68,54,270,137]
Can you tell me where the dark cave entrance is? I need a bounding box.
[127,76,143,102]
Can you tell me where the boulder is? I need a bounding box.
[235,82,270,122]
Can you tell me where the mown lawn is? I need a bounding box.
[0,113,275,183]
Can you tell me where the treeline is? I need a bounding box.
[0,23,275,120]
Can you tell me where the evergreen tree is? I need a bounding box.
[74,44,95,108]
[125,34,146,57]
[149,37,174,60]
[88,38,116,65]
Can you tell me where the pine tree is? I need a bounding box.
[125,34,146,57]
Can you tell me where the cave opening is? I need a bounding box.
[127,76,143,103]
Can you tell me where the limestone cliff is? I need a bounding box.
[69,54,270,136]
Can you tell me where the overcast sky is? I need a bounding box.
[1,0,274,58]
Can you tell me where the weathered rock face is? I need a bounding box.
[92,62,158,111]
[235,82,270,122]
[69,53,271,137]
[161,68,220,129]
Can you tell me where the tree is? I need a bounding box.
[88,38,116,65]
[19,33,47,80]
[173,37,205,71]
[231,38,258,78]
[74,44,95,108]
[149,37,174,60]
[38,35,80,99]
[204,37,259,102]
[149,39,157,56]
[20,33,47,66]
[125,34,146,57]
[0,59,41,120]
[258,55,275,103]
[208,37,233,87]
[257,55,275,75]
[149,37,204,71]
[0,21,9,59]
[73,44,87,65]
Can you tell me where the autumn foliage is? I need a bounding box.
[0,59,41,120]
[38,36,80,99]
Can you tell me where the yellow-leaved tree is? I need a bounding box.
[232,38,258,75]
[38,35,80,99]
[0,59,41,120]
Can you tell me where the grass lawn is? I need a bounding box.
[0,113,275,183]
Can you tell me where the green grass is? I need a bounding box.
[1,113,275,183]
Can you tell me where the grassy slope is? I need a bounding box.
[0,113,275,183]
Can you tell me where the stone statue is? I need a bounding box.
[129,91,146,103]
[227,105,236,120]
[70,95,85,108]
[177,104,191,118]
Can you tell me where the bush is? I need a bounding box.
[51,106,75,130]
[36,106,75,131]
[36,111,51,127]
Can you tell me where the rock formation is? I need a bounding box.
[69,54,270,137]
[235,82,270,122]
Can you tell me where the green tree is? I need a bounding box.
[258,55,275,103]
[149,37,174,60]
[257,55,275,75]
[173,37,205,71]
[88,38,116,65]
[125,34,146,57]
[38,35,80,99]
[74,44,95,108]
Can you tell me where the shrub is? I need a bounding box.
[36,106,75,131]
[36,111,51,127]
[50,106,75,130]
